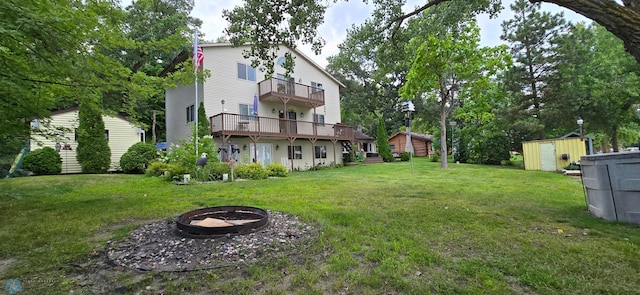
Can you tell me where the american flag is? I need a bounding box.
[193,29,204,70]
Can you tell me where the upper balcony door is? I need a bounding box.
[288,111,297,134]
[277,74,295,95]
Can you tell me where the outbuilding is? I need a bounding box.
[522,132,594,171]
[388,132,433,157]
[30,107,145,174]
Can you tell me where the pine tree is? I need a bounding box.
[197,101,209,138]
[76,97,111,173]
[376,117,393,162]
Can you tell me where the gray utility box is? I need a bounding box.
[580,152,640,224]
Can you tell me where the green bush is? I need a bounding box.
[234,163,268,180]
[145,161,170,177]
[192,161,231,181]
[430,155,440,162]
[22,147,62,175]
[266,163,288,177]
[209,162,231,180]
[165,164,191,182]
[400,151,411,161]
[120,142,159,174]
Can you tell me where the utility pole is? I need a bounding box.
[401,101,415,173]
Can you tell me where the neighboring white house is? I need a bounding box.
[30,107,145,173]
[165,43,354,170]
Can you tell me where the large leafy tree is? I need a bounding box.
[400,21,509,169]
[225,0,640,72]
[501,0,568,139]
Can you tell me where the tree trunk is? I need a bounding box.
[612,127,620,152]
[440,100,448,169]
[530,0,640,64]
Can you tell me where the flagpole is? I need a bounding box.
[194,28,199,156]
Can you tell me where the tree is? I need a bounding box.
[400,21,510,169]
[76,96,111,174]
[225,0,640,72]
[501,0,568,140]
[376,117,394,162]
[197,101,209,138]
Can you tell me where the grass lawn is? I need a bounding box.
[1,158,639,294]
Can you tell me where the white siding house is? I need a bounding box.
[165,44,353,170]
[30,108,145,173]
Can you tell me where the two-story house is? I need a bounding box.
[165,43,354,170]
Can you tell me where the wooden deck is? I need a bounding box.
[209,113,354,142]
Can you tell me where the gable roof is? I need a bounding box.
[49,107,138,125]
[389,132,433,142]
[354,130,374,141]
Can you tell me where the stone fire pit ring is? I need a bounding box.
[175,206,269,239]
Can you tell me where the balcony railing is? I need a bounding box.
[258,78,325,107]
[210,113,353,141]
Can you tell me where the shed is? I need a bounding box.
[388,132,433,157]
[522,132,593,171]
[30,107,145,173]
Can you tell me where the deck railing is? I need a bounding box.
[258,78,325,106]
[210,113,353,141]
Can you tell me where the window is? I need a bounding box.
[276,56,286,67]
[186,104,195,122]
[104,130,109,142]
[311,81,323,93]
[288,145,302,159]
[389,144,395,150]
[314,114,325,126]
[315,146,327,159]
[239,103,256,121]
[237,62,256,81]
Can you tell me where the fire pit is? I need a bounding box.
[175,206,269,239]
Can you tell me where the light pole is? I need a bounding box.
[450,121,457,162]
[577,117,584,139]
[401,101,415,173]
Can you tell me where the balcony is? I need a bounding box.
[210,113,353,141]
[258,78,325,107]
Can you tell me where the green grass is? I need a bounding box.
[1,158,639,294]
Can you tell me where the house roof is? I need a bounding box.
[49,107,139,125]
[560,132,594,139]
[389,132,433,142]
[354,130,374,141]
[160,43,346,88]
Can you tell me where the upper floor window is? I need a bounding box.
[186,104,195,122]
[311,81,323,93]
[314,114,325,126]
[276,56,286,67]
[237,63,256,81]
[104,130,110,142]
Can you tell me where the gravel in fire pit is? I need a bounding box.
[106,211,314,272]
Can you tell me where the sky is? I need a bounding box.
[123,0,590,68]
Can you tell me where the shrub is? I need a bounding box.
[120,142,159,174]
[234,163,268,180]
[145,161,170,177]
[266,163,288,177]
[376,117,394,162]
[209,162,231,180]
[430,155,440,162]
[164,164,191,182]
[22,147,62,175]
[400,151,411,161]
